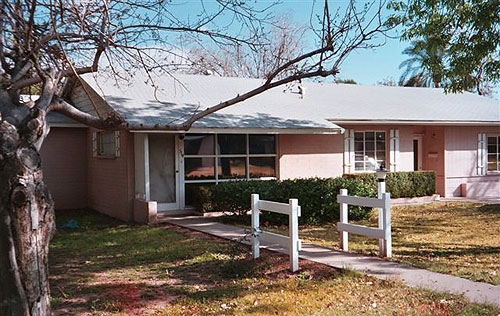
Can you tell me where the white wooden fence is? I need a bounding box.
[337,189,392,257]
[251,194,301,272]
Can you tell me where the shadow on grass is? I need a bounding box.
[50,209,300,315]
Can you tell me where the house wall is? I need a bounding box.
[421,126,446,196]
[278,125,416,180]
[444,126,500,197]
[278,134,344,179]
[87,129,135,221]
[40,127,88,209]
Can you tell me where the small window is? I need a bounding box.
[487,136,500,171]
[93,131,120,157]
[354,131,386,172]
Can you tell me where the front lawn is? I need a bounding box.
[49,209,499,315]
[218,202,500,285]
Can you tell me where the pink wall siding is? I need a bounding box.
[445,126,500,197]
[421,126,446,196]
[87,130,135,221]
[40,127,88,209]
[278,134,344,179]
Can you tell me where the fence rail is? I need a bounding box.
[337,189,392,257]
[251,194,301,272]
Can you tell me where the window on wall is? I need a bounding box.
[184,134,277,204]
[92,131,120,157]
[487,136,500,171]
[354,131,386,172]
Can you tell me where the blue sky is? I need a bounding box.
[272,1,409,85]
[169,1,410,86]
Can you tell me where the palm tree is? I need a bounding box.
[399,36,445,88]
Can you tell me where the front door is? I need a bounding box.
[149,134,180,211]
[413,136,422,171]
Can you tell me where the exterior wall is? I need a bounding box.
[445,126,500,197]
[278,125,415,180]
[40,127,88,209]
[278,134,344,179]
[87,129,135,221]
[421,126,446,196]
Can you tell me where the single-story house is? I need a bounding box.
[39,73,500,222]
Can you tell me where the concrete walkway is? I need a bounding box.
[164,216,500,307]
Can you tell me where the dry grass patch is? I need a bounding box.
[50,209,499,316]
[223,202,500,284]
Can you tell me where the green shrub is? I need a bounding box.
[192,177,376,225]
[342,171,436,198]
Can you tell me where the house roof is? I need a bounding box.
[74,72,499,132]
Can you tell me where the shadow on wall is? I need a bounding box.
[104,96,329,129]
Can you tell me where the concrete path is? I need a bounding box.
[164,216,500,307]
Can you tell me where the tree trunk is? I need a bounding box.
[0,106,56,316]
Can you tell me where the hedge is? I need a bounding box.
[191,177,376,225]
[342,171,436,198]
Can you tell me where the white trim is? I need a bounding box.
[477,133,487,176]
[130,127,343,134]
[330,120,500,126]
[144,134,150,201]
[390,129,400,172]
[343,129,354,173]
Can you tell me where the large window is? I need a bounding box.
[354,131,386,172]
[184,134,277,204]
[487,136,500,171]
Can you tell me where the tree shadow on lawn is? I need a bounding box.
[50,209,337,315]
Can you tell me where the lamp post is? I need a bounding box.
[376,164,388,256]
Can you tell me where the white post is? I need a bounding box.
[251,194,260,259]
[382,193,392,257]
[376,168,387,256]
[289,198,299,272]
[339,189,348,251]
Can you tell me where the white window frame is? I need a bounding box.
[183,133,278,184]
[486,134,500,174]
[92,130,120,158]
[353,130,387,173]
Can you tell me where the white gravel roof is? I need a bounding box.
[79,72,499,131]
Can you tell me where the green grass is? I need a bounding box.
[217,202,500,285]
[50,209,499,315]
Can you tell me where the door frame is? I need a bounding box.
[156,135,182,212]
[413,135,423,171]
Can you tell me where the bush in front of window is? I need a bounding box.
[342,171,436,198]
[191,177,376,225]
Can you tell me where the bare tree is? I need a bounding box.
[0,1,393,315]
[187,17,307,79]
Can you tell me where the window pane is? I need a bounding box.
[376,150,386,162]
[365,141,374,151]
[184,134,214,155]
[376,132,385,141]
[355,162,364,171]
[365,132,375,140]
[487,163,497,171]
[354,132,363,141]
[355,153,364,161]
[98,131,116,156]
[249,135,276,154]
[365,150,375,159]
[354,141,364,152]
[249,157,275,178]
[218,134,246,155]
[218,157,247,179]
[488,137,497,145]
[488,154,498,164]
[185,158,215,180]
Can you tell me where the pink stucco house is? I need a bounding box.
[39,74,500,222]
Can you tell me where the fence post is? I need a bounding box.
[251,194,260,259]
[339,189,348,251]
[377,174,386,256]
[289,198,299,272]
[382,193,392,257]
